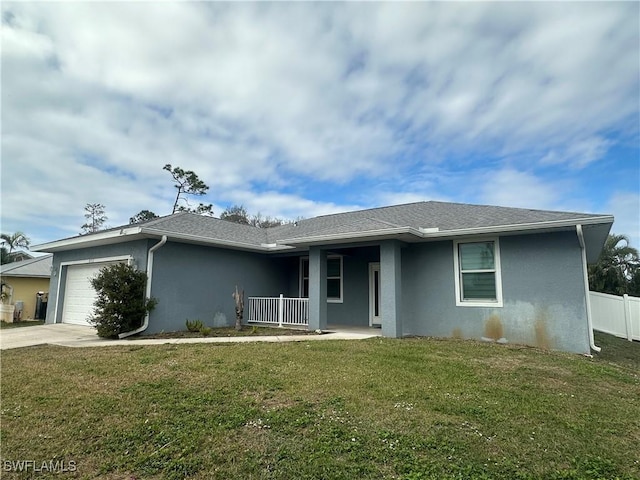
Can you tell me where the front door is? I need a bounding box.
[369,263,381,326]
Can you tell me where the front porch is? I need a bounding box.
[247,240,404,338]
[245,297,382,336]
[247,295,309,327]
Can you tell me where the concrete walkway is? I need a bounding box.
[0,323,381,350]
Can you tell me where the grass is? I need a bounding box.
[1,333,638,479]
[0,320,44,329]
[136,325,319,339]
[594,330,640,371]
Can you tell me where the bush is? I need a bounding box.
[89,263,157,338]
[186,319,214,336]
[186,319,204,332]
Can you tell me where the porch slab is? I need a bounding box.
[326,325,383,336]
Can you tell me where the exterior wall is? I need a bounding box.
[45,240,151,324]
[380,241,403,337]
[308,247,327,330]
[1,276,50,320]
[327,254,372,327]
[402,231,590,353]
[44,230,591,352]
[148,242,289,333]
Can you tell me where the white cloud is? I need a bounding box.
[1,2,637,244]
[218,190,361,222]
[478,169,565,211]
[540,137,613,169]
[606,192,640,249]
[373,192,431,207]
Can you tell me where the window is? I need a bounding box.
[300,256,343,302]
[300,257,310,297]
[326,257,342,301]
[453,239,503,307]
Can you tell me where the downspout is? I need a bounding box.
[119,235,167,339]
[576,225,600,352]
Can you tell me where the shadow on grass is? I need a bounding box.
[593,331,640,371]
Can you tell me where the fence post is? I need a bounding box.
[278,294,284,328]
[623,294,633,342]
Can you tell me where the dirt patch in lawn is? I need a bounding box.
[133,326,320,340]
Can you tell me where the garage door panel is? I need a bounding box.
[61,262,121,325]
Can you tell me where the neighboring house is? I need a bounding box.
[7,251,35,263]
[0,254,52,320]
[34,201,612,353]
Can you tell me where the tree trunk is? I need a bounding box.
[232,285,244,331]
[172,190,181,214]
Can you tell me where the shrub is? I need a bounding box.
[186,319,213,336]
[186,319,204,332]
[89,263,157,338]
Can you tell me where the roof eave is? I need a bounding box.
[32,226,144,252]
[32,225,294,254]
[0,273,51,278]
[421,216,614,239]
[141,229,295,252]
[276,216,614,247]
[277,227,422,247]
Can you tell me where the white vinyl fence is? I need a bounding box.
[247,295,309,327]
[590,291,640,341]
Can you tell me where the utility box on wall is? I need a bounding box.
[35,292,48,320]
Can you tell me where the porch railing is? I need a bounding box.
[247,295,309,327]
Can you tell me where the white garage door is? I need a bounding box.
[61,262,121,325]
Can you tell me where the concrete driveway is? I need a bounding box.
[0,324,98,350]
[0,323,381,350]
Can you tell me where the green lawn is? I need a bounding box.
[0,320,44,329]
[594,330,640,371]
[1,334,638,479]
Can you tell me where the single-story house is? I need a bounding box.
[8,251,35,263]
[34,201,612,353]
[0,254,53,321]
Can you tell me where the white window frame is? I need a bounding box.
[299,255,343,303]
[453,238,503,308]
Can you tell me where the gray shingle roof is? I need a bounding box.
[0,254,53,278]
[34,201,613,253]
[269,201,611,243]
[135,201,611,248]
[142,212,269,246]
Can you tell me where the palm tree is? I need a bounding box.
[588,234,639,295]
[0,231,31,257]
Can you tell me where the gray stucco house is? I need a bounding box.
[35,201,612,353]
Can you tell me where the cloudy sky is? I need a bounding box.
[2,2,639,249]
